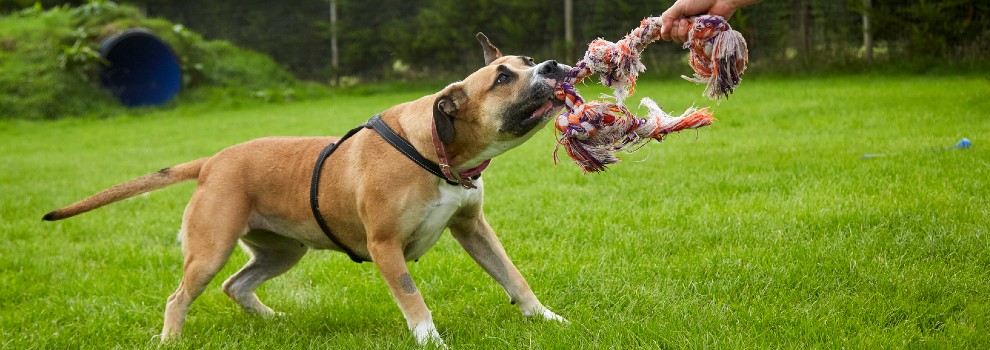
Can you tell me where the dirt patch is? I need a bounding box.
[1,38,16,51]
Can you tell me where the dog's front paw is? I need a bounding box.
[413,321,447,348]
[158,329,181,343]
[540,308,568,323]
[523,305,569,323]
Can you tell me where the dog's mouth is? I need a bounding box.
[525,79,566,121]
[527,97,564,121]
[499,76,567,137]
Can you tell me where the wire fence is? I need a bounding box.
[8,0,985,83]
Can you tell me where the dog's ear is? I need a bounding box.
[433,83,466,143]
[476,32,502,66]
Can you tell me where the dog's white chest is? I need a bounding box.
[403,179,483,260]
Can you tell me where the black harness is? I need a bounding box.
[309,115,482,263]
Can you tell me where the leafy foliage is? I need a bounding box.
[57,32,108,81]
[0,1,312,120]
[130,0,990,81]
[873,0,990,60]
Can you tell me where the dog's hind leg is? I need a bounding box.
[161,189,249,341]
[222,230,308,316]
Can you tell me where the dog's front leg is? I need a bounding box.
[449,214,567,323]
[368,239,445,347]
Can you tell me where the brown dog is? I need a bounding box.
[43,33,569,347]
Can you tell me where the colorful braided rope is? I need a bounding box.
[554,15,747,173]
[683,15,749,100]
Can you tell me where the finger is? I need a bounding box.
[669,20,683,43]
[659,11,675,41]
[673,19,691,43]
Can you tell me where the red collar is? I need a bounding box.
[431,120,490,189]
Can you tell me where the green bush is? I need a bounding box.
[0,1,316,120]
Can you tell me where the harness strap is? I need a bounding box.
[367,115,488,187]
[310,122,371,263]
[310,114,491,264]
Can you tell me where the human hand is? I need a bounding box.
[660,0,754,42]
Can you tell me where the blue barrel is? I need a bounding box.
[100,29,182,107]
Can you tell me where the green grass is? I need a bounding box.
[2,75,989,349]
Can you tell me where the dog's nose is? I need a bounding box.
[538,60,559,75]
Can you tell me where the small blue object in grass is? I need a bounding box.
[860,153,885,159]
[952,138,971,149]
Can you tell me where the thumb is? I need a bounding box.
[708,3,738,19]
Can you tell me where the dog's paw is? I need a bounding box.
[243,303,280,318]
[540,308,568,323]
[157,330,181,343]
[524,305,569,323]
[413,321,446,348]
[258,309,286,318]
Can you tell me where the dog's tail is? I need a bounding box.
[42,157,210,221]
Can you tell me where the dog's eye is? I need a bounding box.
[526,57,535,66]
[495,73,510,84]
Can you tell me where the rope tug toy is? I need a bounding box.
[554,15,748,173]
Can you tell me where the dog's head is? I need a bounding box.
[431,33,571,164]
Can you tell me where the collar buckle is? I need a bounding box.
[439,163,477,189]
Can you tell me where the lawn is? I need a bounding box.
[1,75,988,349]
